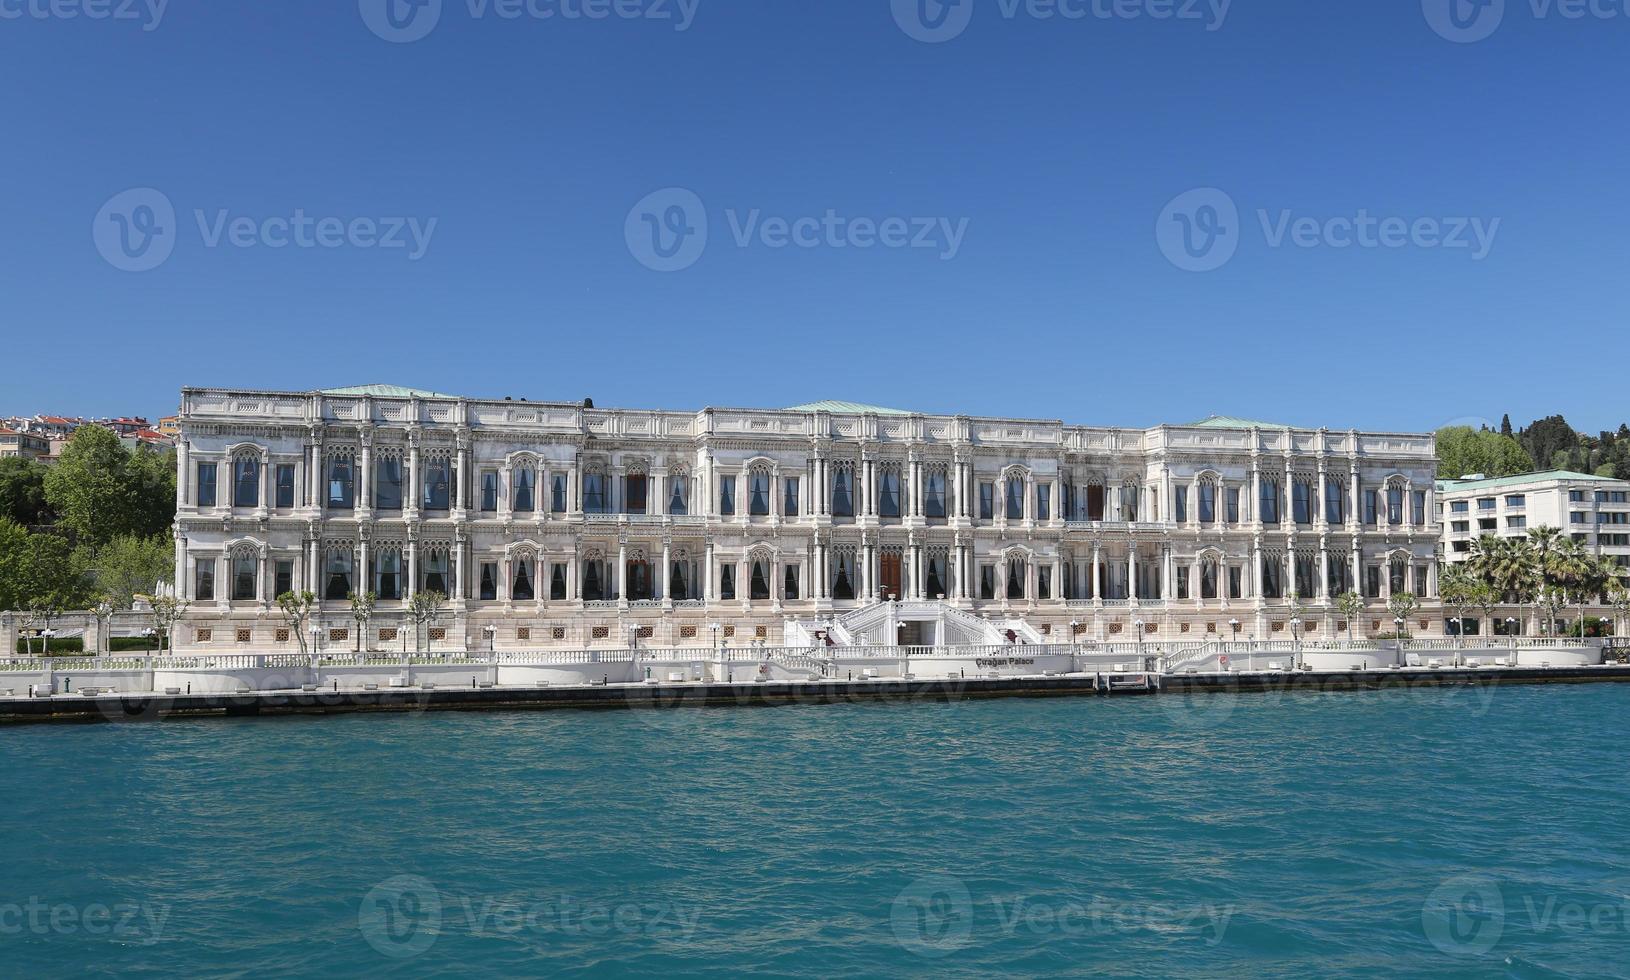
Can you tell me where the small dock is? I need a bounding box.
[3,664,1629,724]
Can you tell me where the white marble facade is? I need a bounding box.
[170,388,1443,650]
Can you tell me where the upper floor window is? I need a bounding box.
[583,472,606,514]
[553,473,569,513]
[232,552,256,601]
[1450,500,1469,513]
[195,560,215,601]
[748,472,771,516]
[1037,484,1051,522]
[719,475,736,516]
[1325,481,1344,524]
[1198,482,1216,524]
[879,470,901,518]
[1225,487,1240,524]
[324,548,352,600]
[196,462,218,508]
[832,469,853,518]
[1505,494,1526,507]
[327,457,354,509]
[233,458,259,508]
[376,456,403,510]
[1387,487,1404,525]
[626,473,647,515]
[668,476,687,515]
[1121,485,1138,522]
[1174,486,1188,523]
[480,472,498,512]
[924,472,946,519]
[1363,489,1378,526]
[783,477,799,517]
[1005,478,1024,520]
[978,482,994,521]
[1570,490,1586,502]
[1412,490,1427,525]
[1292,482,1311,525]
[513,469,534,512]
[275,463,296,509]
[1259,479,1280,524]
[1477,497,1495,511]
[423,459,451,510]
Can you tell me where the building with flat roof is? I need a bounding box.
[168,385,1443,652]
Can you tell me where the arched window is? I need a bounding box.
[1386,481,1405,526]
[1292,477,1314,525]
[581,555,605,601]
[832,549,856,600]
[1198,477,1218,524]
[670,560,689,600]
[627,552,653,601]
[1200,556,1219,600]
[1007,557,1026,599]
[749,558,771,600]
[925,553,946,598]
[1005,477,1025,520]
[1260,478,1281,525]
[668,471,688,515]
[748,469,771,516]
[233,456,259,508]
[232,548,257,601]
[512,558,534,601]
[924,466,948,519]
[375,546,402,600]
[324,546,353,600]
[1325,478,1345,524]
[878,463,903,518]
[513,467,535,513]
[327,454,355,510]
[832,464,854,518]
[375,452,404,510]
[422,455,452,511]
[421,547,449,595]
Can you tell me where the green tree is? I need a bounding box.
[0,456,51,526]
[42,425,134,556]
[1435,426,1534,479]
[1438,564,1480,639]
[3,530,92,651]
[277,590,317,657]
[90,534,174,610]
[1336,590,1365,642]
[124,445,177,539]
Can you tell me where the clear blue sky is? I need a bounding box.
[2,0,1625,434]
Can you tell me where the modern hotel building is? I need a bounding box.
[168,386,1444,651]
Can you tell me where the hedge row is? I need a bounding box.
[14,636,163,655]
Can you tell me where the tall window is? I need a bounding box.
[667,476,686,515]
[1175,486,1187,523]
[1259,479,1280,524]
[1037,485,1051,522]
[719,476,736,516]
[552,473,569,513]
[275,463,296,509]
[1261,558,1282,599]
[1121,485,1138,522]
[1225,487,1240,524]
[552,564,568,601]
[980,565,996,600]
[233,458,259,508]
[513,469,534,513]
[327,457,354,509]
[1005,478,1024,520]
[925,472,946,519]
[979,482,995,521]
[1412,490,1427,526]
[832,468,854,518]
[1387,486,1404,526]
[197,462,218,507]
[423,459,451,510]
[325,548,352,601]
[1006,558,1025,599]
[783,477,799,517]
[1292,482,1311,525]
[749,560,771,600]
[232,552,256,601]
[833,552,856,600]
[479,562,498,601]
[1038,565,1051,600]
[581,559,604,601]
[480,472,498,512]
[748,473,770,516]
[1199,482,1216,523]
[1364,489,1378,526]
[512,561,534,601]
[1201,559,1219,600]
[376,456,403,510]
[195,560,214,601]
[1389,557,1407,594]
[1325,480,1344,524]
[1295,555,1316,598]
[720,565,736,601]
[583,472,606,514]
[784,565,799,600]
[879,470,901,518]
[668,561,688,601]
[274,560,293,598]
[422,550,449,594]
[375,549,401,600]
[626,474,647,514]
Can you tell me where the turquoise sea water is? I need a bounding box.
[3,685,1629,978]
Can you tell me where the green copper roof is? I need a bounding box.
[786,400,913,416]
[1436,470,1615,492]
[1185,415,1292,430]
[320,384,460,399]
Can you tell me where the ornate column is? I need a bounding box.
[1091,542,1102,601]
[1127,545,1139,601]
[617,537,629,607]
[407,435,422,521]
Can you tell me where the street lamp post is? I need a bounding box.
[1133,618,1147,671]
[1394,616,1407,667]
[1289,616,1303,670]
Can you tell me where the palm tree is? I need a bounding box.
[1528,526,1565,634]
[1438,564,1479,645]
[1470,534,1539,635]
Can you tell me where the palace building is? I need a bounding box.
[169,386,1444,651]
